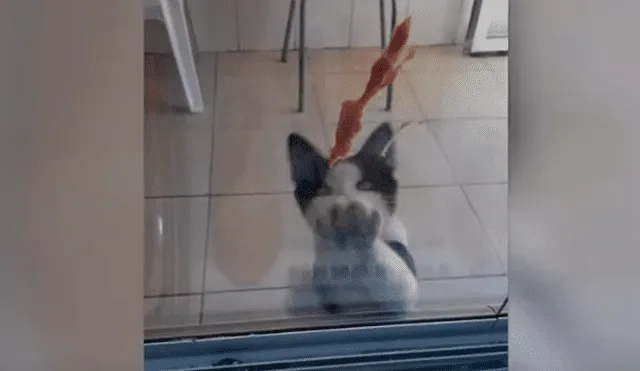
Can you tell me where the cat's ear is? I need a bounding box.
[358,122,396,169]
[287,133,329,183]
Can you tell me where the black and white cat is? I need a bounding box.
[287,122,418,314]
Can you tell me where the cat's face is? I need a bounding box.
[287,122,398,244]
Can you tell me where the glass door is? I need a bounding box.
[144,0,509,368]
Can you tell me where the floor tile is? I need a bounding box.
[202,289,291,324]
[145,53,185,112]
[309,47,385,75]
[145,114,213,196]
[214,74,323,132]
[404,45,494,72]
[145,52,217,114]
[323,121,454,186]
[201,275,507,325]
[418,276,507,308]
[485,55,508,76]
[486,56,508,97]
[309,46,492,75]
[217,50,299,77]
[145,53,216,197]
[463,184,508,266]
[314,72,424,124]
[211,119,327,195]
[429,118,508,183]
[205,194,315,291]
[396,186,505,278]
[144,295,202,329]
[145,197,209,296]
[218,48,380,80]
[407,69,507,120]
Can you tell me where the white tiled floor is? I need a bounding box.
[463,184,508,266]
[430,118,508,183]
[144,53,217,197]
[144,46,508,330]
[145,197,208,296]
[410,69,508,120]
[211,120,327,194]
[315,72,424,123]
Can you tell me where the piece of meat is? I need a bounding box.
[328,16,416,165]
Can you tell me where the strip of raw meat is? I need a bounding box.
[328,16,416,165]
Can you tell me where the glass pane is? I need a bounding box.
[144,0,508,338]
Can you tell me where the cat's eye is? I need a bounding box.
[357,180,374,191]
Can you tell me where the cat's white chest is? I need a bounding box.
[312,236,418,311]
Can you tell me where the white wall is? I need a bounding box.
[187,0,469,52]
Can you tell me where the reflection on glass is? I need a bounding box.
[143,0,508,338]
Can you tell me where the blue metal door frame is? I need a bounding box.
[145,316,507,370]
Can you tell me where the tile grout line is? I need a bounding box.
[144,181,509,200]
[198,52,220,325]
[424,119,459,181]
[144,272,508,299]
[459,184,508,271]
[397,70,506,270]
[208,52,220,195]
[338,116,507,128]
[310,70,332,147]
[402,70,461,184]
[404,55,508,269]
[419,55,506,270]
[402,68,508,185]
[146,194,210,200]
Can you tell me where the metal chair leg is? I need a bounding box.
[384,0,397,112]
[160,0,204,113]
[379,0,386,49]
[298,0,306,113]
[281,0,296,63]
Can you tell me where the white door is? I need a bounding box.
[468,0,508,54]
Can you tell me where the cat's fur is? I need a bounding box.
[287,122,418,314]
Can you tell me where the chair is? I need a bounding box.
[281,0,398,113]
[145,0,204,113]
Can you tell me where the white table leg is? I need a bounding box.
[159,0,204,113]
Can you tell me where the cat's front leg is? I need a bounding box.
[362,239,419,313]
